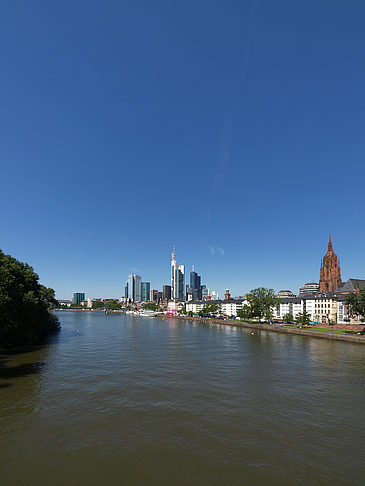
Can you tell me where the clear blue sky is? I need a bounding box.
[1,0,364,299]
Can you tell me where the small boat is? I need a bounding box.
[138,310,157,317]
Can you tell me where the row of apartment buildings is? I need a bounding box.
[186,278,365,323]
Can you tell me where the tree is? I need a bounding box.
[179,304,187,315]
[283,313,294,323]
[345,290,365,320]
[201,302,220,316]
[237,304,254,320]
[244,288,280,320]
[295,311,312,326]
[105,300,122,310]
[92,300,104,309]
[0,249,60,347]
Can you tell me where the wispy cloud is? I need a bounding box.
[209,245,225,256]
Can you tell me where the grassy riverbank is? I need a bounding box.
[163,315,365,344]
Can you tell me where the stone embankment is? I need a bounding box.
[163,315,365,344]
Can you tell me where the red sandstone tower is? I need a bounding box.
[319,236,341,292]
[224,289,231,300]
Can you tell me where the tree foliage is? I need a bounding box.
[295,311,312,326]
[200,302,220,316]
[239,288,280,320]
[345,290,365,320]
[283,313,294,323]
[0,249,60,347]
[105,300,122,310]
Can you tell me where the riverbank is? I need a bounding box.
[163,314,365,344]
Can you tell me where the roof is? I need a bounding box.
[336,278,365,293]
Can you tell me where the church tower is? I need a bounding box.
[319,236,341,292]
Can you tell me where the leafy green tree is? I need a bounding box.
[345,290,365,320]
[283,313,294,323]
[92,300,104,309]
[201,302,220,315]
[244,288,280,320]
[105,300,122,310]
[179,304,187,315]
[295,311,312,326]
[0,249,60,347]
[237,305,254,320]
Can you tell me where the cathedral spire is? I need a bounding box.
[319,237,341,292]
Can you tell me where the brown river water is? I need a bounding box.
[1,311,364,485]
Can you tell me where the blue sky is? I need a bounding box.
[1,0,364,299]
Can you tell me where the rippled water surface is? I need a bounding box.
[1,311,365,485]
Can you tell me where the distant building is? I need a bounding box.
[299,283,319,295]
[58,299,71,307]
[127,275,142,302]
[141,282,150,302]
[319,236,341,292]
[163,285,171,300]
[201,285,208,300]
[190,265,202,300]
[224,289,231,300]
[171,248,185,301]
[277,290,296,298]
[150,289,160,302]
[72,293,85,305]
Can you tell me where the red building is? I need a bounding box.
[319,236,342,292]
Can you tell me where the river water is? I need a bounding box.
[1,311,364,485]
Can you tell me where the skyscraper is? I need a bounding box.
[171,248,185,301]
[190,265,202,300]
[72,292,85,305]
[141,282,150,302]
[127,275,142,302]
[163,285,171,300]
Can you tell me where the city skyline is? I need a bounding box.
[62,237,358,302]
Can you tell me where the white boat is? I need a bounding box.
[138,310,157,317]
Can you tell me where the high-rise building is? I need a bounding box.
[201,285,208,300]
[127,275,142,302]
[163,285,171,300]
[141,282,150,302]
[190,265,202,300]
[319,236,342,292]
[124,282,128,300]
[150,289,161,303]
[72,292,85,305]
[171,248,185,301]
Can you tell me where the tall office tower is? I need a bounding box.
[72,292,85,305]
[171,248,185,301]
[124,282,128,300]
[201,285,208,300]
[163,285,171,300]
[141,282,150,302]
[127,275,142,302]
[190,265,202,300]
[150,289,159,302]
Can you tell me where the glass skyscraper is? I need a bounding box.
[141,282,150,302]
[171,249,185,301]
[127,275,142,302]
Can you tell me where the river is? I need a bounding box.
[1,311,364,485]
